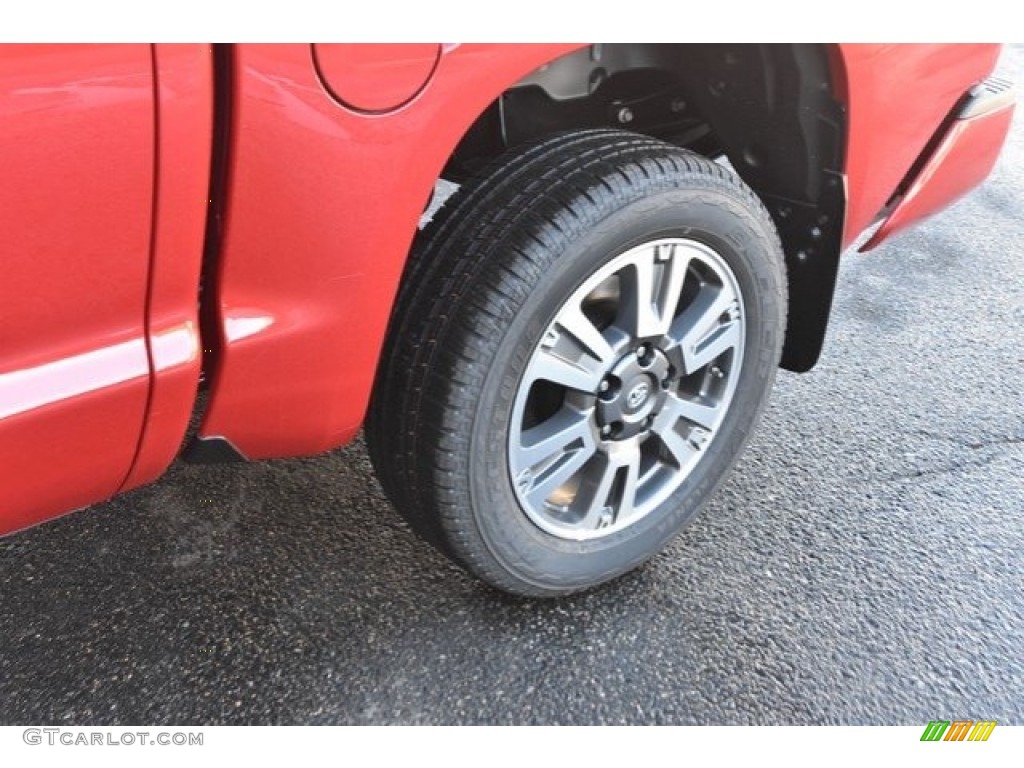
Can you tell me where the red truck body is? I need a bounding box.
[0,44,1014,544]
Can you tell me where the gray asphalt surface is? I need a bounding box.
[2,46,1022,726]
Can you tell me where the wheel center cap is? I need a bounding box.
[597,347,672,439]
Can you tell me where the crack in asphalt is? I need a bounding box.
[908,429,1024,451]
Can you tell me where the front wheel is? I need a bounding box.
[367,130,787,596]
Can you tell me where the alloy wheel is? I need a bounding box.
[508,238,746,540]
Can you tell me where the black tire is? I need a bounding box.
[367,129,786,596]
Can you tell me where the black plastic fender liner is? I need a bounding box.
[673,44,847,372]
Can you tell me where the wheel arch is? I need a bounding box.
[437,44,848,372]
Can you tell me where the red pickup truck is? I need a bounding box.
[0,44,1014,595]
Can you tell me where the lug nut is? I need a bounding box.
[599,379,610,393]
[600,424,612,437]
[636,344,647,358]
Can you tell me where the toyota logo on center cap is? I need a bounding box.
[626,381,650,410]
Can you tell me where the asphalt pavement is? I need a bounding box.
[1,46,1022,726]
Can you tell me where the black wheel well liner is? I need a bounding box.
[444,44,847,372]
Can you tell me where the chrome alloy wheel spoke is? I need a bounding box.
[664,276,742,377]
[649,392,722,470]
[511,408,598,509]
[509,238,746,541]
[518,303,617,395]
[575,440,642,532]
[621,241,692,339]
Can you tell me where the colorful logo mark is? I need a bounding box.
[920,720,996,742]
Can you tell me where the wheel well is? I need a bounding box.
[442,44,847,372]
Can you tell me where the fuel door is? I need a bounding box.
[312,43,441,113]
